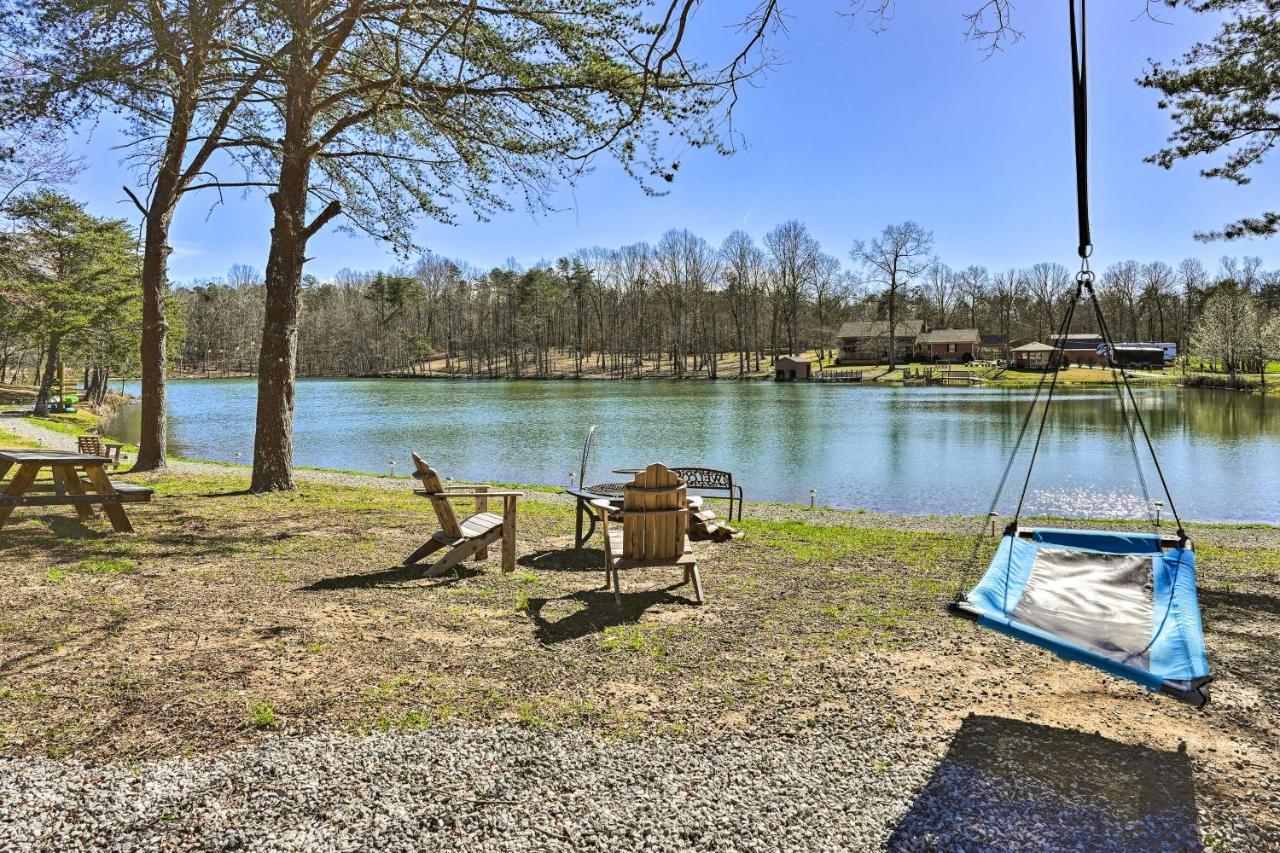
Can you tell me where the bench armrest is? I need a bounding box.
[416,489,523,499]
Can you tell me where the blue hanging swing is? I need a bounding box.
[950,0,1211,707]
[950,528,1211,707]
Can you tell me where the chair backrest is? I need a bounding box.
[411,453,462,539]
[621,463,687,560]
[77,435,104,456]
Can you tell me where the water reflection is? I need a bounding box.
[109,379,1280,522]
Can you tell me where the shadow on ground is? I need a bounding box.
[302,564,481,591]
[518,547,606,574]
[888,714,1199,851]
[527,584,699,644]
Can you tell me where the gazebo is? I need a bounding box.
[1010,341,1060,370]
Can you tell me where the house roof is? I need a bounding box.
[836,319,924,339]
[776,355,811,365]
[1012,342,1060,353]
[1054,330,1105,348]
[918,328,980,345]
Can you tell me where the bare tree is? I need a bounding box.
[1139,260,1176,341]
[922,260,956,328]
[990,268,1023,358]
[721,230,765,375]
[811,252,845,362]
[955,265,990,329]
[0,123,81,210]
[851,221,934,369]
[1025,262,1072,341]
[764,220,819,356]
[1101,260,1143,341]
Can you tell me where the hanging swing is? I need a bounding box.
[948,0,1212,708]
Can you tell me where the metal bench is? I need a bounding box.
[670,467,744,522]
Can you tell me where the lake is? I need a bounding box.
[109,378,1280,523]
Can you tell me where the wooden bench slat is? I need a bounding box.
[1,494,125,506]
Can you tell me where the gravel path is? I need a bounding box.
[0,725,927,852]
[0,719,1210,853]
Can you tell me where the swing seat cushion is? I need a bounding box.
[954,529,1210,705]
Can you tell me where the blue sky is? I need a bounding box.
[65,2,1280,283]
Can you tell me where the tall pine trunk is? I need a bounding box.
[134,76,199,472]
[251,90,312,492]
[134,204,177,470]
[250,32,336,493]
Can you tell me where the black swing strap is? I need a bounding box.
[1069,0,1091,261]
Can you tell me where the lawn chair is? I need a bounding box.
[405,453,522,575]
[77,435,123,468]
[592,462,702,605]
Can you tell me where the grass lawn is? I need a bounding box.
[0,428,39,449]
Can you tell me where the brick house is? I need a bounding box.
[917,329,981,363]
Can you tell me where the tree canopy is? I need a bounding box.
[1141,0,1280,239]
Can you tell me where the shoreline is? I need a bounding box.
[164,369,1191,388]
[5,412,1277,530]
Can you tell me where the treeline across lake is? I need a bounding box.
[171,222,1280,379]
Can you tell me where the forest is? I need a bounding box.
[162,222,1280,380]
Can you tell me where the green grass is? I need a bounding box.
[737,518,969,571]
[43,558,137,584]
[248,701,278,728]
[21,410,99,437]
[70,557,137,576]
[0,429,38,448]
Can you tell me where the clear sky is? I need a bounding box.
[63,2,1280,283]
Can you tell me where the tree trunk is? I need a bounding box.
[887,280,898,371]
[34,334,60,416]
[133,204,177,471]
[133,70,200,472]
[251,48,317,493]
[251,182,309,492]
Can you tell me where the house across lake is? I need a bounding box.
[835,320,980,364]
[917,329,980,363]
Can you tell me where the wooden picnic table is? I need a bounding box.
[0,449,152,534]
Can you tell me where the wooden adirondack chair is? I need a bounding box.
[405,453,522,575]
[77,435,123,468]
[592,462,702,605]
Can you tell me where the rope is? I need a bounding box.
[956,279,1085,602]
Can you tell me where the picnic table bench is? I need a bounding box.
[0,449,152,534]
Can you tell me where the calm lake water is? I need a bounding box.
[111,378,1280,522]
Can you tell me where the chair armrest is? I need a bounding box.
[588,498,616,512]
[435,489,523,499]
